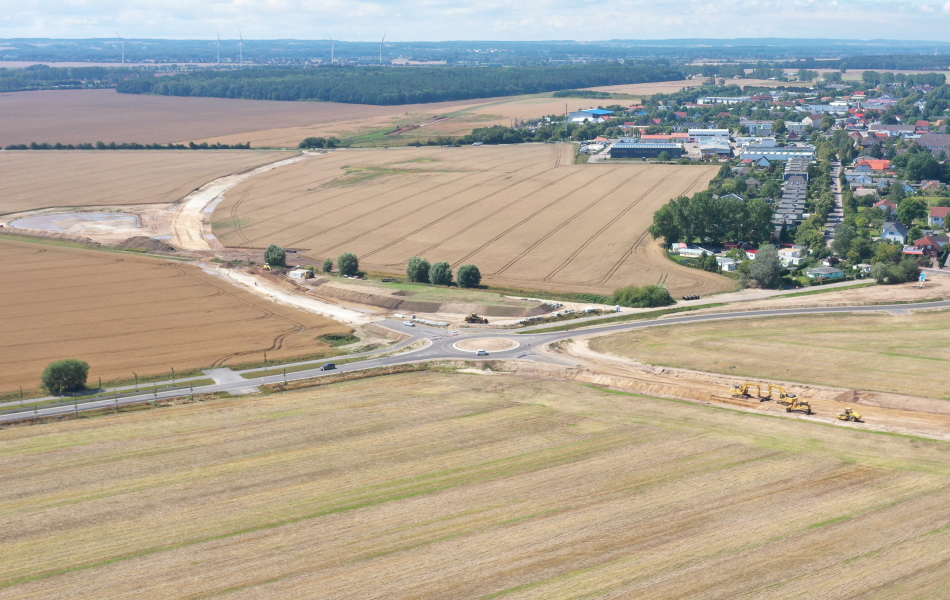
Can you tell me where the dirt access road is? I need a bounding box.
[169,152,313,250]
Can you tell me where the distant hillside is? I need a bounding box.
[115,64,685,105]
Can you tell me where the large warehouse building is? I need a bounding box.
[610,142,683,159]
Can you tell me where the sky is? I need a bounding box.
[2,0,950,42]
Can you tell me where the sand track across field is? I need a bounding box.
[213,145,732,297]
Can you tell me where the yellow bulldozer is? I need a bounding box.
[732,382,764,400]
[768,383,812,415]
[837,407,862,422]
[464,313,489,324]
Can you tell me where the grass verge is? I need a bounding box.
[517,303,727,334]
[772,281,876,299]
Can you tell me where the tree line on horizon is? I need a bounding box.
[114,64,685,105]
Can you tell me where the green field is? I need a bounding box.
[4,370,950,598]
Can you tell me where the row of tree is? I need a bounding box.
[116,64,685,105]
[0,65,142,92]
[4,141,251,151]
[406,256,481,288]
[648,191,774,246]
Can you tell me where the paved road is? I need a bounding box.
[826,160,844,246]
[7,299,950,424]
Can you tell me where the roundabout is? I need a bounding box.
[452,337,520,353]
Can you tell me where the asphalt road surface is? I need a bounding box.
[6,300,950,423]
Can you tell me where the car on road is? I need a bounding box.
[403,320,415,327]
[476,350,489,356]
[320,363,336,371]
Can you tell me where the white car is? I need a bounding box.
[403,321,415,327]
[476,349,489,356]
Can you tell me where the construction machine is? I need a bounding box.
[767,383,812,415]
[263,264,273,271]
[464,313,489,324]
[837,407,862,422]
[731,382,764,400]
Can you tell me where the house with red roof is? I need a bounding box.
[929,206,950,227]
[873,198,898,218]
[911,235,949,258]
[854,159,891,173]
[916,120,931,134]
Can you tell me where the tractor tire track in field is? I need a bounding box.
[542,169,682,283]
[447,168,618,269]
[408,169,588,266]
[172,265,308,368]
[311,156,554,256]
[597,168,711,285]
[277,153,546,250]
[361,163,582,262]
[239,174,427,248]
[228,181,259,246]
[492,167,649,277]
[231,151,500,247]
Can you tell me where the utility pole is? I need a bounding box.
[133,372,138,392]
[171,367,175,387]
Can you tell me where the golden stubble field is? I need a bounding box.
[3,371,950,598]
[0,90,449,147]
[213,145,731,296]
[0,237,348,392]
[0,150,286,216]
[0,89,605,149]
[590,311,950,399]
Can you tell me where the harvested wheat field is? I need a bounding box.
[4,370,950,598]
[0,150,286,216]
[213,145,731,296]
[590,311,950,399]
[0,89,577,149]
[0,237,348,392]
[0,89,454,147]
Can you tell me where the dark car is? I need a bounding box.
[320,363,336,371]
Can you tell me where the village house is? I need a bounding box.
[929,206,950,228]
[881,221,909,244]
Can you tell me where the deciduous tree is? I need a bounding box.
[41,359,90,395]
[338,252,359,276]
[429,261,453,286]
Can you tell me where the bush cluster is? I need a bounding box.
[609,285,674,308]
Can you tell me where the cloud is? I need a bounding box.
[1,0,950,40]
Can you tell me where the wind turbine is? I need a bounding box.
[326,36,336,64]
[216,30,221,67]
[238,29,244,68]
[379,32,386,65]
[115,32,125,64]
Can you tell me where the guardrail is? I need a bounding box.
[0,384,202,420]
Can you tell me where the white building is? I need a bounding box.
[697,96,751,105]
[688,129,730,143]
[736,137,777,148]
[739,148,815,162]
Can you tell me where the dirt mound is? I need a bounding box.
[116,236,176,253]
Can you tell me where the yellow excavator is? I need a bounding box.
[732,382,764,400]
[838,407,862,422]
[768,383,812,415]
